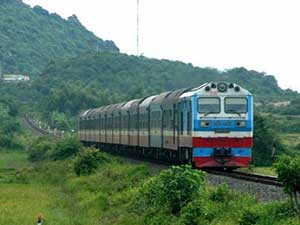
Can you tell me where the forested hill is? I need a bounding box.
[0,0,119,75]
[38,52,296,108]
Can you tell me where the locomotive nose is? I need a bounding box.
[213,148,232,157]
[213,148,232,165]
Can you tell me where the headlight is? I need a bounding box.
[234,86,240,92]
[236,121,246,127]
[200,121,210,127]
[217,83,227,92]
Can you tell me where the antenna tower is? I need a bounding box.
[136,0,140,56]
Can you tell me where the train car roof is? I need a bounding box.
[161,88,190,108]
[149,92,171,109]
[179,82,252,98]
[79,109,90,119]
[114,102,127,111]
[139,95,157,110]
[121,99,138,112]
[128,98,144,113]
[100,104,115,115]
[107,102,126,115]
[88,107,104,118]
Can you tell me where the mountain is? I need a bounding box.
[31,52,298,118]
[0,0,119,75]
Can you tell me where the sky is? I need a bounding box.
[23,0,300,91]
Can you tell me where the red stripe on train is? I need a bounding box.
[192,137,253,148]
[193,156,251,168]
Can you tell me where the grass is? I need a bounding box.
[251,167,277,176]
[0,184,71,225]
[0,151,72,225]
[239,166,277,176]
[0,150,299,225]
[279,133,300,149]
[0,151,28,169]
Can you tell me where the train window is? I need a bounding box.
[187,112,191,135]
[145,114,148,129]
[225,97,248,114]
[180,112,183,135]
[198,97,220,114]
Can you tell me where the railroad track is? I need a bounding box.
[22,116,61,140]
[205,169,283,187]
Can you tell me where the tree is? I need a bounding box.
[253,114,286,166]
[273,155,300,216]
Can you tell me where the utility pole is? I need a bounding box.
[136,0,140,56]
[0,61,2,80]
[0,46,2,81]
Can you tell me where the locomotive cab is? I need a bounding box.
[184,82,253,168]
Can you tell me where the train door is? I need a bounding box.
[119,112,122,144]
[150,111,161,148]
[128,112,131,145]
[162,109,166,149]
[98,116,101,143]
[179,100,192,147]
[104,115,107,143]
[147,110,151,147]
[173,104,178,147]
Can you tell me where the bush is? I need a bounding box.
[273,155,300,215]
[179,199,211,225]
[74,147,110,176]
[139,165,206,214]
[49,137,82,160]
[28,137,53,162]
[209,184,231,203]
[239,207,260,225]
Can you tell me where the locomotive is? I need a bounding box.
[79,82,253,169]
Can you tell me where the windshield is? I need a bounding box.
[225,97,248,114]
[198,97,220,114]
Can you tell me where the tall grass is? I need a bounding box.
[0,151,300,225]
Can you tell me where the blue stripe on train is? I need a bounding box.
[193,148,251,157]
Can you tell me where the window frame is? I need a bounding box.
[224,97,248,114]
[198,97,221,114]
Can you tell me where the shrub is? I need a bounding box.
[295,143,300,151]
[74,147,110,176]
[179,199,211,225]
[28,137,53,162]
[273,155,300,216]
[140,165,206,214]
[49,137,82,160]
[210,184,231,203]
[239,207,260,225]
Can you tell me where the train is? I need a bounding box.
[79,82,253,169]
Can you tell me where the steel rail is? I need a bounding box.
[22,116,61,140]
[205,169,283,187]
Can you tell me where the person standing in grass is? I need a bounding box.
[37,213,43,225]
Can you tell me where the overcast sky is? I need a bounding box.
[23,0,300,91]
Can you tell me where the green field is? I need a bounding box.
[0,151,71,225]
[0,150,299,225]
[0,184,71,225]
[280,133,300,149]
[0,151,28,169]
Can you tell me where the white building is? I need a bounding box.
[1,74,30,82]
